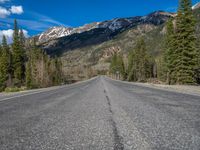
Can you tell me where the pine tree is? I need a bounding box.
[136,38,147,81]
[0,36,9,91]
[164,19,176,84]
[127,37,154,82]
[174,0,197,84]
[110,53,126,79]
[19,29,26,81]
[25,41,64,88]
[195,33,200,84]
[12,19,24,86]
[128,52,137,81]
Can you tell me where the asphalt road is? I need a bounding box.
[0,76,200,150]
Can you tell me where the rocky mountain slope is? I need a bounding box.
[31,11,174,55]
[29,4,200,80]
[36,23,99,44]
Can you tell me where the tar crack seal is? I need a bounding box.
[104,89,124,150]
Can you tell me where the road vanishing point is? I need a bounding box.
[0,76,200,150]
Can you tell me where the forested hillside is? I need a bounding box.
[110,0,200,85]
[0,20,64,92]
[29,11,174,81]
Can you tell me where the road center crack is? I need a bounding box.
[104,89,124,150]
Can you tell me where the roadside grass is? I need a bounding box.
[4,87,27,93]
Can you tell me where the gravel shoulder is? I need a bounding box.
[135,83,200,96]
[107,77,200,96]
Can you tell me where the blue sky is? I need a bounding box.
[0,0,199,40]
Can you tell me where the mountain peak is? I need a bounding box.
[34,10,174,44]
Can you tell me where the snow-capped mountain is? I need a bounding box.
[192,2,200,10]
[37,22,100,44]
[34,11,174,44]
[38,27,73,43]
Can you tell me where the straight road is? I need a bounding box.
[0,76,200,150]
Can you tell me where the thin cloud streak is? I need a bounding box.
[0,11,69,33]
[0,18,54,31]
[29,11,68,27]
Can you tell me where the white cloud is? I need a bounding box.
[0,29,14,43]
[0,5,24,18]
[0,0,10,3]
[0,29,29,44]
[10,6,23,15]
[0,6,11,18]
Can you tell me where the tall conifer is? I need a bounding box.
[0,36,9,91]
[19,29,26,81]
[12,19,24,86]
[175,0,197,84]
[164,19,176,84]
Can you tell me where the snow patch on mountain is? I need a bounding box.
[36,11,174,44]
[38,27,73,43]
[38,23,99,43]
[192,2,200,10]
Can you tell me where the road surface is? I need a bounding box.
[0,76,200,150]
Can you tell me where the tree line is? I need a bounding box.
[110,0,200,85]
[0,20,63,92]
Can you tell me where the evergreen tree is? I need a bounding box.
[0,36,9,91]
[55,57,63,84]
[19,29,26,81]
[174,0,197,84]
[25,41,63,88]
[136,38,147,81]
[163,19,176,84]
[110,53,126,79]
[127,51,137,81]
[12,19,24,86]
[128,37,153,82]
[195,34,200,84]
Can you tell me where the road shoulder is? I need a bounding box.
[106,77,200,97]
